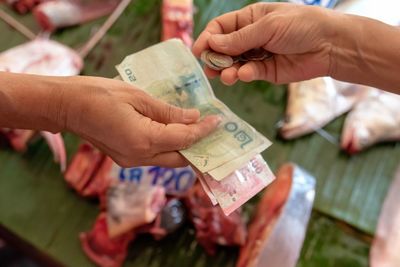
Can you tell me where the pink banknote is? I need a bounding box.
[200,155,275,215]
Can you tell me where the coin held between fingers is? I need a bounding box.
[200,48,273,71]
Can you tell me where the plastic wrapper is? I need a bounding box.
[65,141,197,199]
[114,164,197,197]
[288,0,339,8]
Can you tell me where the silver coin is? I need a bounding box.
[207,51,234,69]
[239,48,273,61]
[201,50,233,71]
[201,48,273,71]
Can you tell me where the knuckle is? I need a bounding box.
[148,124,164,149]
[115,158,133,168]
[166,104,176,121]
[206,20,218,30]
[231,31,248,53]
[233,30,245,43]
[181,131,197,149]
[138,138,152,153]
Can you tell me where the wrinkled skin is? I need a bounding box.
[0,39,81,169]
[192,3,335,85]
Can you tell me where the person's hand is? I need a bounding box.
[193,2,339,85]
[61,76,220,168]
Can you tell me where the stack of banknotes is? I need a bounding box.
[115,39,275,215]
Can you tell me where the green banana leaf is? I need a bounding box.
[0,0,398,266]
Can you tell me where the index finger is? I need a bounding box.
[149,115,221,153]
[192,3,282,58]
[192,10,240,57]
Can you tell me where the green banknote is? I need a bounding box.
[115,39,271,180]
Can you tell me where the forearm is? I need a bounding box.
[329,12,400,93]
[0,72,68,132]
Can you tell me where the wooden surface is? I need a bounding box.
[0,1,399,266]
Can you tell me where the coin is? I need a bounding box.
[201,50,233,71]
[201,48,273,71]
[239,48,273,61]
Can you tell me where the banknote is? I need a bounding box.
[197,173,218,205]
[115,39,272,180]
[200,154,275,215]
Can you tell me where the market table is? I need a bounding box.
[0,1,399,266]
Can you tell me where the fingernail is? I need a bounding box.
[213,115,223,125]
[211,34,226,47]
[184,109,200,123]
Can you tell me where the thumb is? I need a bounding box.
[209,20,267,56]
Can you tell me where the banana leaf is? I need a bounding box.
[0,0,398,266]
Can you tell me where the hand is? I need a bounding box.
[62,76,220,168]
[193,3,338,85]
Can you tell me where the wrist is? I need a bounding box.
[0,72,67,132]
[328,13,400,92]
[325,12,359,80]
[60,76,114,137]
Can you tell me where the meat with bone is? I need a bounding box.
[33,0,119,32]
[80,213,135,267]
[84,156,114,200]
[40,131,66,171]
[341,89,400,154]
[162,0,194,47]
[106,183,166,238]
[280,77,370,139]
[81,197,185,267]
[0,128,35,151]
[65,141,197,200]
[184,182,247,255]
[237,163,315,267]
[0,38,83,75]
[64,143,105,194]
[136,198,187,240]
[5,0,48,14]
